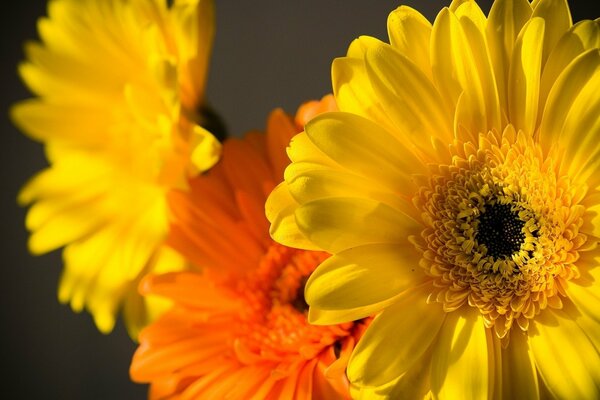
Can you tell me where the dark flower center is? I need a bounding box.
[476,203,525,259]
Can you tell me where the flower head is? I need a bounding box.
[12,0,221,336]
[130,96,369,399]
[267,0,600,398]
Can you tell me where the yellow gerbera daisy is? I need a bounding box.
[12,0,221,337]
[267,0,600,398]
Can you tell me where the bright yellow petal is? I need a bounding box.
[190,124,221,172]
[345,35,382,59]
[448,0,473,12]
[19,156,116,254]
[350,347,433,400]
[18,152,113,206]
[531,0,573,66]
[455,1,502,131]
[364,41,453,162]
[387,6,433,79]
[305,243,424,311]
[332,38,396,133]
[431,308,490,400]
[26,198,107,255]
[304,112,427,191]
[567,269,600,351]
[530,308,600,399]
[432,6,502,138]
[124,247,186,339]
[171,0,214,111]
[59,226,121,318]
[58,195,168,333]
[19,42,120,102]
[10,100,109,145]
[485,0,532,114]
[508,17,545,136]
[308,304,387,326]
[285,131,337,167]
[501,330,539,400]
[295,197,421,253]
[538,49,600,186]
[540,20,600,120]
[348,285,444,387]
[284,161,420,222]
[568,270,600,325]
[265,183,320,251]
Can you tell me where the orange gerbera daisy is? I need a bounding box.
[130,96,368,399]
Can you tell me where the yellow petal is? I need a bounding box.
[107,200,168,283]
[18,153,112,206]
[531,0,573,66]
[432,7,501,136]
[10,100,109,145]
[295,197,421,253]
[567,273,600,351]
[568,274,600,325]
[508,17,545,136]
[348,285,444,387]
[265,183,320,251]
[501,330,539,400]
[58,197,167,333]
[345,35,382,59]
[448,0,473,12]
[308,304,388,326]
[431,7,464,105]
[387,6,433,79]
[540,20,600,120]
[124,247,186,339]
[59,225,121,312]
[27,198,106,255]
[530,308,600,399]
[431,308,490,400]
[190,124,221,172]
[285,131,337,166]
[331,54,396,134]
[304,112,427,191]
[364,41,453,161]
[284,161,420,221]
[455,1,502,130]
[171,0,215,111]
[538,49,600,186]
[305,243,424,311]
[485,0,532,114]
[365,350,433,400]
[20,42,119,102]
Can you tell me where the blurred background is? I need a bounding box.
[1,0,597,398]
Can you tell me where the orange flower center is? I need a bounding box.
[230,244,355,362]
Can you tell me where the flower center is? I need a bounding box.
[476,202,526,259]
[233,244,354,358]
[414,129,588,340]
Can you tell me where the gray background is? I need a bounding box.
[1,1,596,398]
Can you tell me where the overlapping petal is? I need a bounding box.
[530,309,600,399]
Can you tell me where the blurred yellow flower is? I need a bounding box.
[12,0,220,337]
[267,0,600,398]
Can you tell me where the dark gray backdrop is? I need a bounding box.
[1,1,597,398]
